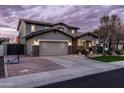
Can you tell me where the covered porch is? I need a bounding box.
[76,32,98,49]
[77,39,96,49]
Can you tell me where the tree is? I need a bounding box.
[99,14,123,54]
[99,15,110,54]
[114,18,124,50]
[92,29,100,37]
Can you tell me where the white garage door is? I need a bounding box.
[39,41,68,56]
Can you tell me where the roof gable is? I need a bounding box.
[17,19,53,31]
[25,28,74,40]
[53,22,79,29]
[76,32,98,39]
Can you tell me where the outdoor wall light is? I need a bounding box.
[101,44,103,47]
[89,43,92,47]
[33,40,39,45]
[68,41,72,46]
[72,30,75,34]
[96,40,99,44]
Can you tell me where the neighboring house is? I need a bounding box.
[116,33,124,50]
[0,38,10,44]
[110,33,124,51]
[99,33,124,51]
[17,19,98,56]
[76,32,98,49]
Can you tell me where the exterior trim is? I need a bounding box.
[17,19,21,31]
[39,39,69,42]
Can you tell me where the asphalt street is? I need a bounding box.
[39,68,124,88]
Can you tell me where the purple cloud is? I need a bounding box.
[0,5,124,32]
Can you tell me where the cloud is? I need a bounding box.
[1,5,124,33]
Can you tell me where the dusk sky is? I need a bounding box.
[1,5,124,38]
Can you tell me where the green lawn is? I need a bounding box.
[91,55,124,62]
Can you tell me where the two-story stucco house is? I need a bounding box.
[17,19,98,56]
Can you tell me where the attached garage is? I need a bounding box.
[25,29,73,56]
[39,41,68,56]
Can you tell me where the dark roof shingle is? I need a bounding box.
[17,19,79,30]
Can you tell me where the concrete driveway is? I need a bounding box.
[2,55,124,87]
[42,55,122,69]
[4,55,64,77]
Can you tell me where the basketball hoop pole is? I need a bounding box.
[17,43,19,62]
[17,32,20,62]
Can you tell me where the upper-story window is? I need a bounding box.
[72,30,75,34]
[45,26,49,29]
[31,25,36,32]
[57,27,64,31]
[59,28,64,31]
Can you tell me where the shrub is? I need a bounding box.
[115,50,122,55]
[83,50,90,57]
[76,48,90,56]
[96,46,103,54]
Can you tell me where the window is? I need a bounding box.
[78,40,82,46]
[45,26,49,29]
[78,40,85,46]
[72,30,75,34]
[57,27,64,31]
[31,25,35,32]
[60,28,64,31]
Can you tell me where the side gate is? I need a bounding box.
[7,44,25,55]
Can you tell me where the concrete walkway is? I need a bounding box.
[1,55,124,88]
